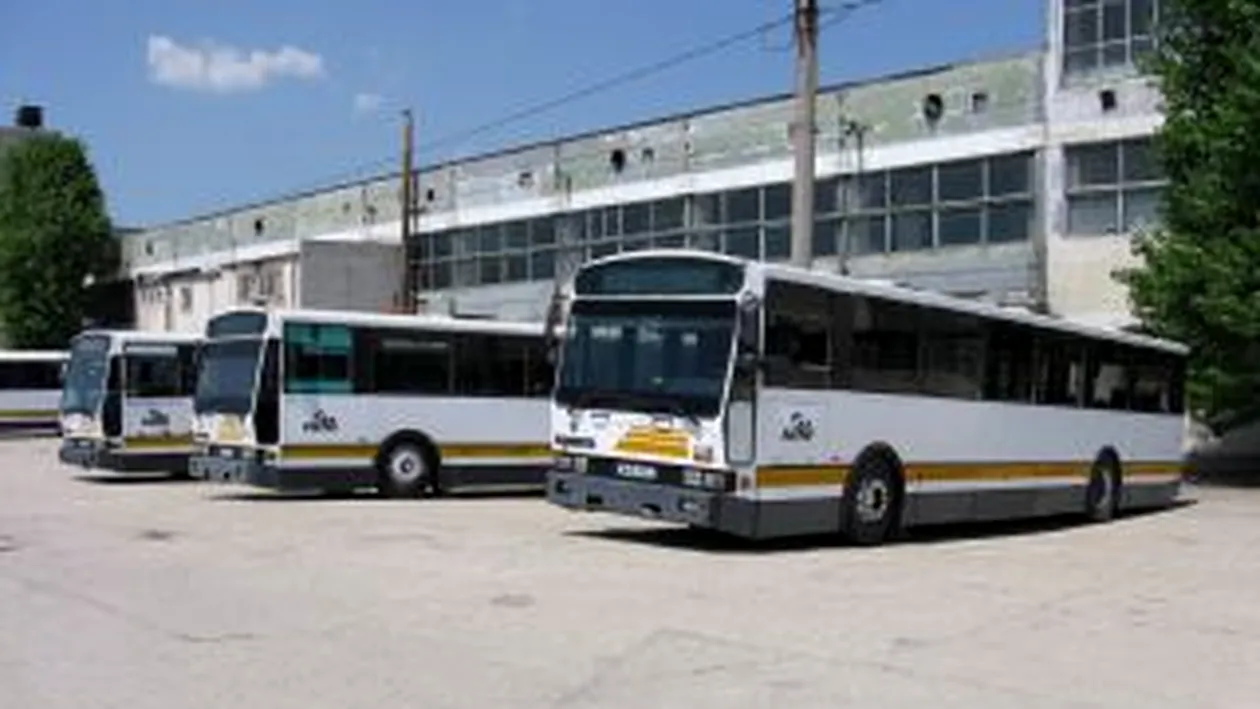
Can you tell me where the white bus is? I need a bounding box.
[0,350,68,435]
[58,330,202,474]
[545,250,1189,544]
[188,307,554,497]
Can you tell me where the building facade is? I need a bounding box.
[121,0,1166,332]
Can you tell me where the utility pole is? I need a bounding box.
[789,0,819,269]
[400,108,417,313]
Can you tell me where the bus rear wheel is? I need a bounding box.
[1085,455,1120,523]
[377,439,436,499]
[842,454,902,546]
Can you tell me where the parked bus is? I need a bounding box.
[545,250,1189,544]
[0,350,68,435]
[188,307,554,497]
[58,330,202,474]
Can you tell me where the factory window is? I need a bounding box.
[1065,138,1166,237]
[1063,0,1160,78]
[830,150,1035,256]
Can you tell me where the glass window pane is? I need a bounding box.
[1102,0,1126,41]
[856,173,886,210]
[530,217,556,246]
[1068,143,1120,187]
[890,167,932,206]
[529,249,556,280]
[431,231,453,258]
[987,202,1032,243]
[693,193,721,227]
[989,153,1031,196]
[1065,7,1099,48]
[1132,36,1155,65]
[1103,41,1128,67]
[505,255,528,282]
[505,221,529,250]
[812,218,837,256]
[621,238,649,253]
[477,225,501,253]
[652,198,685,231]
[479,256,502,284]
[764,225,790,260]
[1123,187,1163,232]
[452,228,476,257]
[454,258,477,286]
[891,211,932,251]
[726,188,760,223]
[1067,193,1120,235]
[938,160,983,202]
[764,183,791,221]
[938,207,982,246]
[584,210,603,240]
[1122,139,1162,182]
[724,227,760,258]
[814,177,839,214]
[622,202,650,235]
[1132,0,1155,35]
[1065,47,1100,74]
[588,241,618,260]
[430,262,452,290]
[604,206,621,235]
[687,231,720,252]
[849,215,887,254]
[652,233,685,249]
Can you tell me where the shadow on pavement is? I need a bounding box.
[74,473,193,485]
[565,501,1194,555]
[1184,453,1260,488]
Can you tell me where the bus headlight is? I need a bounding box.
[693,444,715,463]
[682,468,727,490]
[554,454,588,474]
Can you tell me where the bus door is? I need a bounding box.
[725,301,760,466]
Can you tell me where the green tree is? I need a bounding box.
[0,134,118,349]
[1120,0,1260,430]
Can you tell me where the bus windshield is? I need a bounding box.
[60,336,110,415]
[195,339,262,414]
[555,299,736,418]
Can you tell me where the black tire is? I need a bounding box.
[1085,455,1120,522]
[376,437,437,499]
[842,454,902,546]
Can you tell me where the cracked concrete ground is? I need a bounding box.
[2,437,1258,708]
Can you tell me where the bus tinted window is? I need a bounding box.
[849,296,920,395]
[984,322,1035,402]
[919,309,985,399]
[0,361,62,389]
[126,354,184,398]
[1085,342,1131,410]
[371,331,451,394]
[574,256,745,296]
[764,281,833,390]
[208,312,268,338]
[1035,336,1084,406]
[284,323,353,394]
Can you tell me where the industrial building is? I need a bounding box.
[121,0,1164,332]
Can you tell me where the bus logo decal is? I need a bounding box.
[141,409,171,427]
[302,409,339,434]
[780,411,815,442]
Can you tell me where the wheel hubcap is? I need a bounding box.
[390,448,424,484]
[1094,467,1113,511]
[856,478,890,524]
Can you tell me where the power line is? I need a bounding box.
[276,1,883,200]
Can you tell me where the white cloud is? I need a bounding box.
[353,92,383,116]
[146,35,325,93]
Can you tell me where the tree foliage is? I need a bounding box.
[0,134,117,349]
[1120,0,1260,429]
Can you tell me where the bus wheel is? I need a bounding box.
[377,439,435,499]
[1085,454,1120,523]
[842,454,901,546]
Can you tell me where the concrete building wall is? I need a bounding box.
[297,240,404,313]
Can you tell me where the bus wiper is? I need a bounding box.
[666,400,701,427]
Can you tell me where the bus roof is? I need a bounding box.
[73,329,202,345]
[211,306,547,338]
[0,349,67,362]
[572,249,1190,356]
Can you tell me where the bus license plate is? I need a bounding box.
[616,462,658,481]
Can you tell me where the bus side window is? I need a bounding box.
[371,329,450,395]
[524,339,554,397]
[126,355,182,398]
[1084,341,1131,411]
[763,280,832,389]
[1035,335,1084,407]
[849,296,920,395]
[919,308,985,400]
[283,323,354,394]
[984,322,1035,403]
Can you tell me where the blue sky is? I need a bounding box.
[0,0,1045,227]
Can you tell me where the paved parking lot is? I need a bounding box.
[2,437,1259,708]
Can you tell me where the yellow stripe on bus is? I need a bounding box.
[280,442,552,461]
[754,460,1184,488]
[123,435,195,450]
[0,409,58,420]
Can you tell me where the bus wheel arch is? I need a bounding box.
[842,443,905,545]
[376,431,441,499]
[1086,446,1122,522]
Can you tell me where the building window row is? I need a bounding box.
[1065,137,1165,236]
[1063,0,1159,76]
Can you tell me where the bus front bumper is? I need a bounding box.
[58,438,186,474]
[189,452,267,486]
[189,451,376,493]
[547,471,748,532]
